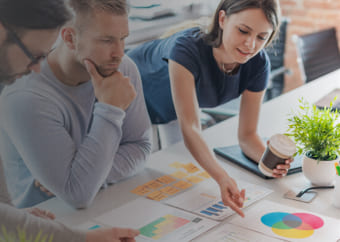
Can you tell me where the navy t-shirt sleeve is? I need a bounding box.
[166,34,201,80]
[245,50,271,92]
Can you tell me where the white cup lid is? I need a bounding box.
[270,134,296,157]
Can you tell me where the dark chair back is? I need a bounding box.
[294,27,340,83]
[265,18,290,100]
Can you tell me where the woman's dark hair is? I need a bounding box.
[0,0,71,31]
[203,0,281,47]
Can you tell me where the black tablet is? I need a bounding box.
[214,144,302,179]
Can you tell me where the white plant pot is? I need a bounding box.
[302,155,339,186]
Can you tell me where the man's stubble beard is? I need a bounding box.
[91,59,122,78]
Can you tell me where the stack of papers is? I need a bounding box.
[76,161,340,241]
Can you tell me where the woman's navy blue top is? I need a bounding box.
[127,27,270,124]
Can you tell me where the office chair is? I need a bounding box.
[293,27,340,83]
[265,18,291,100]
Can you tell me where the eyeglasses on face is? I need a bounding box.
[3,22,48,68]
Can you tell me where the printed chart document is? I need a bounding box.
[93,198,218,242]
[165,179,273,221]
[77,221,103,230]
[192,223,284,242]
[230,200,340,242]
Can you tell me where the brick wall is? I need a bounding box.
[280,0,340,92]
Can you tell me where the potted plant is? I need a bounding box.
[286,98,340,185]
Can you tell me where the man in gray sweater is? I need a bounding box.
[0,0,139,241]
[0,0,152,209]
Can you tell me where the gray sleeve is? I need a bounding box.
[1,156,85,241]
[105,56,152,183]
[0,203,86,242]
[1,91,126,208]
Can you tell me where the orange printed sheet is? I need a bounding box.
[156,175,177,184]
[173,180,193,190]
[130,185,151,196]
[197,171,211,179]
[159,186,181,195]
[169,161,184,169]
[146,191,168,201]
[143,180,164,190]
[186,176,204,184]
[182,163,200,173]
[171,171,188,179]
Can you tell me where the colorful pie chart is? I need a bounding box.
[261,212,324,238]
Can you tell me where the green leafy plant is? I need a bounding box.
[286,98,340,161]
[0,226,53,242]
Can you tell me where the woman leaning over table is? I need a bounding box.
[127,0,293,217]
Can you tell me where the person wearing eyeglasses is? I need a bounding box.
[0,16,58,86]
[0,0,140,241]
[0,22,51,83]
[0,0,151,210]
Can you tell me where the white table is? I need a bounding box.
[37,69,340,238]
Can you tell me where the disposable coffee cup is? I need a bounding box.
[258,134,296,177]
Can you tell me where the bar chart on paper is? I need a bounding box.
[139,214,190,240]
[77,221,103,230]
[165,179,273,221]
[93,198,218,242]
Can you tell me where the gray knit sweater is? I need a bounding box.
[0,154,86,241]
